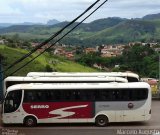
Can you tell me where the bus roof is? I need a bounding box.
[4,76,128,83]
[7,82,150,92]
[27,72,139,79]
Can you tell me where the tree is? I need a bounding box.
[45,65,53,72]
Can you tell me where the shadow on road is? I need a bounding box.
[1,122,148,128]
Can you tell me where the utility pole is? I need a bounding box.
[0,54,3,102]
[159,54,160,98]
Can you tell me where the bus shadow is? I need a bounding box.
[109,122,148,127]
[1,122,148,128]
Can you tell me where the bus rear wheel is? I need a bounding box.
[24,116,37,127]
[95,115,108,127]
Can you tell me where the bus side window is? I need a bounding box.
[35,91,46,102]
[54,91,61,101]
[45,90,54,101]
[74,90,81,101]
[141,89,148,99]
[121,89,130,101]
[44,90,61,102]
[69,90,81,101]
[99,90,110,101]
[133,89,141,101]
[136,89,148,100]
[62,90,72,101]
[114,90,121,101]
[133,89,140,100]
[90,90,96,101]
[95,90,100,101]
[85,90,96,101]
[127,77,138,82]
[24,91,35,102]
[79,90,87,101]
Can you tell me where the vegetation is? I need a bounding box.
[0,15,160,45]
[0,34,32,49]
[76,44,159,78]
[120,45,159,78]
[0,13,159,78]
[0,45,97,77]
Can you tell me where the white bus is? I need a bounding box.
[2,82,151,127]
[3,76,128,94]
[27,72,139,82]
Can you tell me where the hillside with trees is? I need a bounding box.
[0,13,160,46]
[0,45,97,77]
[76,44,159,78]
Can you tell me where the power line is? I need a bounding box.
[0,0,101,74]
[7,0,108,77]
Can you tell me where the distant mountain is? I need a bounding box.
[0,22,44,29]
[47,19,60,25]
[0,17,125,34]
[50,21,74,28]
[81,17,127,32]
[0,19,60,28]
[50,17,126,32]
[0,23,13,28]
[82,19,158,45]
[0,13,160,45]
[20,22,43,25]
[0,25,47,34]
[143,13,160,20]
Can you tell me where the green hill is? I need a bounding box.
[143,13,160,20]
[0,45,97,77]
[0,13,160,45]
[83,19,159,45]
[0,17,124,34]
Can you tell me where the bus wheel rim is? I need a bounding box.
[27,119,34,126]
[99,119,105,125]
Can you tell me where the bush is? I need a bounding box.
[45,65,53,72]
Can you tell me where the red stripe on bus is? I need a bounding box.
[22,102,93,119]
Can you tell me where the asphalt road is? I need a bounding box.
[0,100,160,135]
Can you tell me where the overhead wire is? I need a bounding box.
[7,0,108,77]
[0,0,101,74]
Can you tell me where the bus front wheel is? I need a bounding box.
[95,115,108,127]
[24,116,37,127]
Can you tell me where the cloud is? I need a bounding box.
[0,0,160,23]
[99,0,160,18]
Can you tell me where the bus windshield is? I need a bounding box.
[4,90,22,113]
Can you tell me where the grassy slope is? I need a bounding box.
[0,45,97,77]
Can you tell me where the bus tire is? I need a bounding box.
[23,116,37,127]
[95,115,108,127]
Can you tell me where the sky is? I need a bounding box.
[0,0,160,24]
